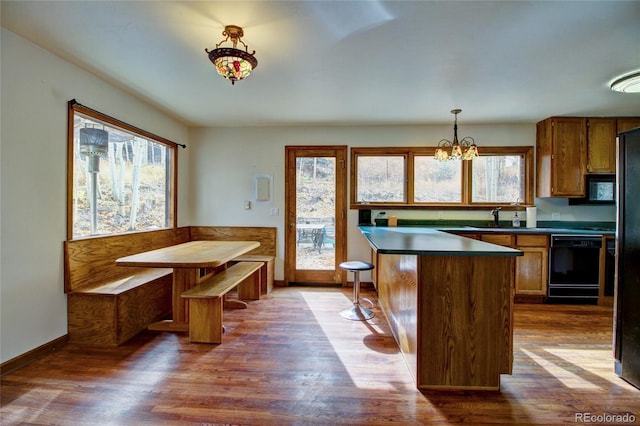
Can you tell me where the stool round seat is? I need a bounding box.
[340,260,375,321]
[340,261,374,272]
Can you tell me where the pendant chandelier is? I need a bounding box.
[434,109,479,161]
[206,25,258,85]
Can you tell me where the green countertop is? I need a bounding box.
[359,226,523,257]
[435,225,615,236]
[371,219,615,235]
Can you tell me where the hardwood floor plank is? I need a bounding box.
[1,287,638,425]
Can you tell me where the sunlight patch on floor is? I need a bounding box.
[300,290,410,391]
[0,388,61,423]
[521,348,601,390]
[542,347,634,388]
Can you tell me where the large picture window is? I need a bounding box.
[67,101,178,239]
[351,146,533,209]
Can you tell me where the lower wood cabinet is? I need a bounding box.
[480,233,549,300]
[514,235,549,297]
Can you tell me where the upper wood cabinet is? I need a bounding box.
[617,118,640,134]
[587,118,617,174]
[537,116,640,196]
[536,117,587,197]
[587,118,640,174]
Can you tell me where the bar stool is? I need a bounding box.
[339,260,375,321]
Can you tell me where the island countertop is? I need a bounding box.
[359,225,523,257]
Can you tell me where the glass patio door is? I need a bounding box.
[285,146,347,285]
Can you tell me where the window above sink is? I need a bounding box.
[351,146,534,210]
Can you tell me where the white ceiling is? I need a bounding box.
[2,1,639,127]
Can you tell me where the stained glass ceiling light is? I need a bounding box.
[206,25,258,85]
[434,109,479,161]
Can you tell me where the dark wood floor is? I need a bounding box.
[1,287,638,425]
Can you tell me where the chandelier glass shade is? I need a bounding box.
[206,25,258,85]
[434,109,478,161]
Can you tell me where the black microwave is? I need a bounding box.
[586,174,616,203]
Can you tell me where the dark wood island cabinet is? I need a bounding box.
[359,226,522,391]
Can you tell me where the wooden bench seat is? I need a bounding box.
[74,268,173,295]
[64,228,190,346]
[182,261,263,343]
[231,254,275,294]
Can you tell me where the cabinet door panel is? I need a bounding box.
[587,118,616,173]
[551,118,586,196]
[515,247,548,295]
[480,234,514,247]
[516,234,548,247]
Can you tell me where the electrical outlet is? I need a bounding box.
[270,207,279,216]
[552,212,561,220]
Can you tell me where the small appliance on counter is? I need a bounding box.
[358,209,372,226]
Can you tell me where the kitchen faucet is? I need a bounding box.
[490,207,502,227]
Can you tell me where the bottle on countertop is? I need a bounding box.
[512,211,521,227]
[511,199,521,227]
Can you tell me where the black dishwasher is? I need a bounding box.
[547,235,602,303]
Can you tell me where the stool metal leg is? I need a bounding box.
[340,270,374,321]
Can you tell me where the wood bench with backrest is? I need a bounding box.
[64,228,190,346]
[64,226,277,346]
[181,261,263,343]
[190,226,276,294]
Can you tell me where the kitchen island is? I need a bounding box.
[359,226,523,391]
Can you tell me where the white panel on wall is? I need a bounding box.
[254,173,273,203]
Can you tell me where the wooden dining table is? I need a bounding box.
[116,240,260,332]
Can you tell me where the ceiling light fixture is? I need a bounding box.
[610,71,640,93]
[434,109,478,161]
[206,25,258,85]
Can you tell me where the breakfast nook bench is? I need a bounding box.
[64,228,190,346]
[64,226,276,346]
[181,261,263,343]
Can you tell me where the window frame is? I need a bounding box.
[350,146,534,209]
[351,147,409,205]
[67,101,179,240]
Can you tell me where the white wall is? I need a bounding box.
[0,29,190,363]
[188,124,615,283]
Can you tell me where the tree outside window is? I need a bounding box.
[351,146,533,208]
[68,103,177,239]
